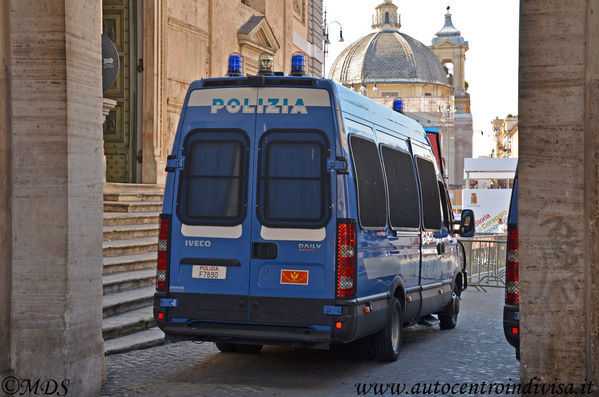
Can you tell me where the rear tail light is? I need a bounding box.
[505,224,519,304]
[336,220,357,299]
[156,215,170,292]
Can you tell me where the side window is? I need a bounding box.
[178,130,248,226]
[438,180,452,230]
[381,145,420,229]
[350,135,387,229]
[416,157,442,230]
[258,131,329,228]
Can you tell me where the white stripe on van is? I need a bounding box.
[188,88,331,111]
[188,87,257,107]
[257,87,331,107]
[260,226,326,242]
[181,224,242,239]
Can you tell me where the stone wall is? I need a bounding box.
[142,0,324,184]
[519,0,599,386]
[1,0,104,393]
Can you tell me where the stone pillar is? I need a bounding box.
[1,0,104,394]
[520,0,599,388]
[0,0,12,377]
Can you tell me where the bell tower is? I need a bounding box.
[372,0,401,31]
[430,6,469,111]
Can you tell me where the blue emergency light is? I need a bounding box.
[393,98,404,114]
[227,53,243,77]
[290,53,306,76]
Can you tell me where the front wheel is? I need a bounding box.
[374,297,403,361]
[439,290,460,330]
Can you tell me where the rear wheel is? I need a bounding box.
[215,342,237,353]
[374,297,403,361]
[439,288,460,330]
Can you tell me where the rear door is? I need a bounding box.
[248,87,337,325]
[168,87,259,322]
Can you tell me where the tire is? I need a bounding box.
[374,297,403,361]
[215,342,238,353]
[439,289,460,330]
[236,344,263,354]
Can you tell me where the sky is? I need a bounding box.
[322,0,520,157]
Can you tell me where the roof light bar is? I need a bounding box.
[227,53,243,77]
[290,52,306,76]
[258,52,274,76]
[393,98,404,114]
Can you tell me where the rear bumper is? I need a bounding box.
[154,292,388,348]
[503,303,520,349]
[159,321,332,349]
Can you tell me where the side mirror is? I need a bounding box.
[458,209,475,237]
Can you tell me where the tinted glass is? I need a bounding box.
[438,180,452,230]
[381,146,420,229]
[350,136,387,229]
[178,131,248,225]
[259,135,328,227]
[416,157,442,230]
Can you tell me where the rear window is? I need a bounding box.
[416,157,442,230]
[258,131,329,228]
[381,145,420,229]
[350,135,387,229]
[178,130,249,226]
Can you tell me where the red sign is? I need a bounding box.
[280,270,309,285]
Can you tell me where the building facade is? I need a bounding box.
[328,1,473,194]
[102,0,324,184]
[492,115,518,158]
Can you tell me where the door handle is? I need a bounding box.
[252,242,278,259]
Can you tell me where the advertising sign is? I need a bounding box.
[462,188,512,234]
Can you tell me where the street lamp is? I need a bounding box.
[323,9,344,77]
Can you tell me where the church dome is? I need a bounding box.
[328,1,448,87]
[329,31,448,86]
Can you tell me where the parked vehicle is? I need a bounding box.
[503,169,519,359]
[154,54,475,361]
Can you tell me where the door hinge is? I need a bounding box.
[327,157,348,173]
[165,155,184,172]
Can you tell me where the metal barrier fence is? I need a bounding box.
[459,235,507,290]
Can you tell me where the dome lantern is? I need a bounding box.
[372,0,401,31]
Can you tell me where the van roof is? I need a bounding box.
[187,76,430,145]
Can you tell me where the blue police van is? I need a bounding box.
[154,54,474,361]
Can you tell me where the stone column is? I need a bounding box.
[0,0,11,377]
[1,0,104,394]
[520,0,599,388]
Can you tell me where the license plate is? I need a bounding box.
[192,265,227,279]
[514,311,520,320]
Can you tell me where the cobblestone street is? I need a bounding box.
[102,287,519,396]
